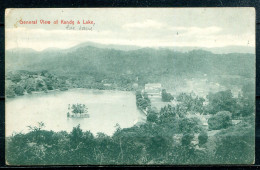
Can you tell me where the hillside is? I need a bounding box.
[6,44,255,77]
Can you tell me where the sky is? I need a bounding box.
[5,8,255,51]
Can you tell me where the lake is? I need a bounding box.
[6,89,146,136]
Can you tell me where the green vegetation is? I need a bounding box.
[5,70,71,97]
[179,117,202,134]
[6,89,254,165]
[6,47,255,80]
[205,86,254,118]
[5,46,255,165]
[135,91,151,111]
[161,89,174,102]
[198,130,208,146]
[147,110,158,123]
[206,90,236,114]
[214,115,254,164]
[6,47,255,99]
[5,69,139,98]
[208,111,232,130]
[176,93,205,113]
[71,104,88,114]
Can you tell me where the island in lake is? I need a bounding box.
[67,104,90,118]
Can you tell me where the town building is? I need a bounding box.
[144,83,162,96]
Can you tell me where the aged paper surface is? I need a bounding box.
[5,8,255,165]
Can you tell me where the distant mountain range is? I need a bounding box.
[6,42,255,82]
[167,46,255,54]
[7,41,255,54]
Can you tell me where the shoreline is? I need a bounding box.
[6,87,137,100]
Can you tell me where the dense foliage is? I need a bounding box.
[71,104,88,114]
[6,47,255,99]
[6,89,255,165]
[198,130,208,146]
[6,47,255,80]
[6,71,69,98]
[5,46,255,165]
[161,89,174,102]
[214,115,254,164]
[208,111,232,130]
[5,70,141,98]
[136,91,151,111]
[176,93,205,113]
[206,90,236,114]
[205,86,254,118]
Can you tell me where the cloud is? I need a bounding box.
[123,20,222,35]
[122,19,165,29]
[172,26,222,35]
[5,27,113,51]
[5,23,254,51]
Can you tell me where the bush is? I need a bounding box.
[198,130,208,145]
[10,73,22,83]
[162,89,174,102]
[206,90,237,114]
[71,104,87,114]
[6,87,15,98]
[208,111,232,130]
[60,87,68,91]
[179,117,202,134]
[159,105,176,119]
[214,120,254,164]
[136,92,151,110]
[147,112,158,123]
[237,96,254,117]
[26,84,35,94]
[45,80,53,90]
[14,85,24,96]
[181,133,194,146]
[176,93,205,113]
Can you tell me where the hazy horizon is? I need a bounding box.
[5,40,256,54]
[5,8,255,51]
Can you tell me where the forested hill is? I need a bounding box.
[6,45,255,79]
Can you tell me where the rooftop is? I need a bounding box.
[145,83,162,88]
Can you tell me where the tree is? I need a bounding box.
[162,89,174,102]
[36,80,44,91]
[181,133,194,146]
[237,82,255,117]
[45,79,53,90]
[70,124,83,146]
[214,119,254,164]
[236,93,254,117]
[14,85,24,96]
[176,92,205,113]
[27,122,46,145]
[6,87,15,98]
[146,135,171,161]
[179,117,202,134]
[206,90,237,114]
[27,122,45,132]
[135,91,142,100]
[10,73,22,83]
[136,93,151,110]
[71,104,88,114]
[198,130,208,146]
[242,82,254,99]
[208,111,232,130]
[147,112,158,123]
[26,83,35,94]
[159,104,176,118]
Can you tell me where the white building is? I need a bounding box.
[144,83,162,96]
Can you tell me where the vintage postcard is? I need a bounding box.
[5,8,255,165]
